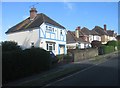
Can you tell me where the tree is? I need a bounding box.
[116,35,120,41]
[91,40,101,48]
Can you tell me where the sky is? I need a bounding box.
[0,1,119,41]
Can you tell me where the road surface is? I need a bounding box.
[45,54,119,86]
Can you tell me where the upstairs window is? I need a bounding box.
[46,25,54,32]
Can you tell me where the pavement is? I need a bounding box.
[3,51,119,87]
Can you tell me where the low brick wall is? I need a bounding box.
[68,48,98,62]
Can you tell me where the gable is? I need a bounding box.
[93,26,108,36]
[81,27,91,35]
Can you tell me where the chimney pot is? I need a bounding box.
[75,26,80,38]
[30,7,37,20]
[76,26,80,31]
[104,24,107,31]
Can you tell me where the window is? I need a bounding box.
[31,42,34,47]
[46,25,54,32]
[60,30,62,35]
[53,28,54,32]
[46,26,48,30]
[46,43,55,51]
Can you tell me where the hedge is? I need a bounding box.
[106,41,120,51]
[2,47,52,84]
[98,45,114,55]
[107,41,117,46]
[1,41,21,52]
[117,41,120,50]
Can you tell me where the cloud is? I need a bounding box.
[63,1,74,10]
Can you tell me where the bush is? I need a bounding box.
[91,40,101,48]
[107,41,117,46]
[107,41,120,51]
[116,35,120,41]
[2,47,52,84]
[98,45,114,55]
[117,41,120,50]
[1,41,21,52]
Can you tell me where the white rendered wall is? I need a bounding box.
[7,22,67,55]
[7,29,39,49]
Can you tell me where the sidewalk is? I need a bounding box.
[4,51,119,87]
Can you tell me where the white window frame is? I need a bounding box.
[46,43,55,51]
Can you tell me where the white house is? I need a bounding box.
[66,27,90,49]
[107,30,117,41]
[90,30,101,42]
[6,7,67,55]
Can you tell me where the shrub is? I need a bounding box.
[116,35,120,41]
[107,41,117,46]
[91,40,101,48]
[98,45,114,55]
[2,47,52,84]
[107,41,120,51]
[117,41,120,50]
[1,41,21,52]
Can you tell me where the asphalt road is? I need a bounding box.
[45,54,120,86]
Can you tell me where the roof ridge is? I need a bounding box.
[40,13,45,22]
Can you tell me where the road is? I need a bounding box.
[45,54,120,86]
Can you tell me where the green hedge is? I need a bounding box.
[103,46,114,54]
[99,45,114,55]
[107,41,117,46]
[1,41,21,52]
[107,41,120,51]
[2,48,52,84]
[117,41,120,50]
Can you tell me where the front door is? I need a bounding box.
[59,45,65,54]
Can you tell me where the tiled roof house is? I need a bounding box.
[107,30,117,41]
[66,27,90,49]
[81,27,101,43]
[6,7,67,55]
[92,25,109,44]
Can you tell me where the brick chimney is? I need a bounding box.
[30,7,37,20]
[104,24,107,31]
[75,26,80,38]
